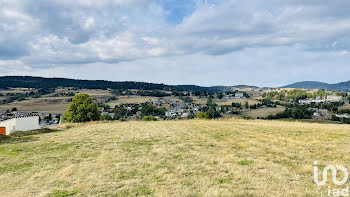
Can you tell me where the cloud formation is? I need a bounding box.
[1,0,350,86]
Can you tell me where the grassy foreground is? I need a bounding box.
[1,119,350,196]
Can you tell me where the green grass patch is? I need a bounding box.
[0,162,34,174]
[118,184,154,197]
[47,190,79,197]
[215,177,232,184]
[238,160,254,166]
[10,128,60,137]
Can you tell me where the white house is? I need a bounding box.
[0,116,40,135]
[326,95,344,102]
[299,98,325,104]
[336,114,350,119]
[235,92,244,98]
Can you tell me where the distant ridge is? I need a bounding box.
[281,81,350,91]
[0,76,258,91]
[8,76,350,91]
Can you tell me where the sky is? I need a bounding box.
[1,0,350,87]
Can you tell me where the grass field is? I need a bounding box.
[243,106,285,118]
[0,89,114,113]
[192,97,261,106]
[0,97,70,114]
[1,119,350,196]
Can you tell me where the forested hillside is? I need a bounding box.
[0,76,212,91]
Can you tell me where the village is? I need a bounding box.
[1,88,350,136]
[0,91,249,135]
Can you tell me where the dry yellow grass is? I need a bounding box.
[0,97,70,113]
[106,96,181,106]
[106,96,159,106]
[0,89,114,113]
[243,106,286,118]
[1,119,350,196]
[192,97,261,106]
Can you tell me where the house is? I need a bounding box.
[235,92,244,98]
[299,98,326,104]
[0,116,40,135]
[181,112,190,118]
[309,108,328,117]
[166,108,180,118]
[326,95,344,102]
[336,114,350,119]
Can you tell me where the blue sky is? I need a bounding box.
[1,0,350,87]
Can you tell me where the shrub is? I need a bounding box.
[101,113,113,121]
[142,116,157,121]
[196,112,209,119]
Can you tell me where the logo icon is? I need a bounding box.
[314,161,349,186]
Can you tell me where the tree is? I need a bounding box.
[207,109,221,119]
[114,107,128,120]
[218,92,223,99]
[62,93,101,123]
[141,105,166,117]
[207,98,214,106]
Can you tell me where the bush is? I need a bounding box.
[101,113,113,121]
[62,93,101,123]
[196,112,209,119]
[142,116,157,121]
[241,115,253,120]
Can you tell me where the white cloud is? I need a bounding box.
[1,0,350,85]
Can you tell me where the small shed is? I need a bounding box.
[0,116,40,135]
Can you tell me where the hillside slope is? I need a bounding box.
[1,119,350,196]
[0,76,220,91]
[281,81,332,89]
[281,80,350,90]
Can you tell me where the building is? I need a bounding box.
[326,95,344,102]
[235,92,244,98]
[299,95,344,104]
[299,98,325,104]
[0,116,40,135]
[336,114,350,119]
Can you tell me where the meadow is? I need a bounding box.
[1,119,350,196]
[0,89,114,114]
